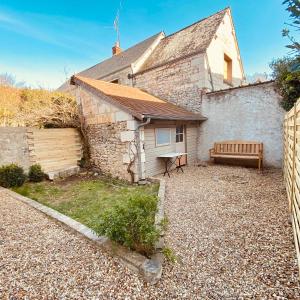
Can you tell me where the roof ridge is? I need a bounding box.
[164,7,229,39]
[78,32,163,76]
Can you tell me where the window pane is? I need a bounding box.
[176,126,184,143]
[176,125,183,134]
[156,128,171,146]
[176,134,183,143]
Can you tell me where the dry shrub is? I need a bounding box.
[0,85,79,128]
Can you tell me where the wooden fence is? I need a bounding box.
[283,99,300,274]
[27,128,82,173]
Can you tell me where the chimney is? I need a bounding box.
[112,41,122,56]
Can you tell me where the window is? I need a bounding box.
[176,125,184,143]
[110,79,119,84]
[155,128,171,146]
[224,54,232,83]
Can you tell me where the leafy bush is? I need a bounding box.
[28,164,45,182]
[270,57,300,111]
[0,164,26,188]
[94,193,159,256]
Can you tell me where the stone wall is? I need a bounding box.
[86,122,133,181]
[100,66,133,86]
[133,54,205,112]
[198,82,284,167]
[0,127,30,170]
[205,10,245,91]
[78,86,141,182]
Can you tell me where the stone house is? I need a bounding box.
[61,7,246,108]
[71,76,206,182]
[63,7,284,181]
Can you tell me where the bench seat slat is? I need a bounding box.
[210,154,259,160]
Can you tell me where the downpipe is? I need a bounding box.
[135,117,151,183]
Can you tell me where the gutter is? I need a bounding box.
[143,115,207,121]
[135,117,151,183]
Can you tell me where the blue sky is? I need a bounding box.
[0,0,293,89]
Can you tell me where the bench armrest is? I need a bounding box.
[209,148,215,156]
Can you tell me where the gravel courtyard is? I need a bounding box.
[1,165,300,299]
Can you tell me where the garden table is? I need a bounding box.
[157,152,187,177]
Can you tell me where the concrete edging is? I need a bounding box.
[1,178,166,284]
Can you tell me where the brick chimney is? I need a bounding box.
[112,41,122,56]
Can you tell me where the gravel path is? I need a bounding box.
[1,165,300,299]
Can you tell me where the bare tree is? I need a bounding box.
[0,73,26,88]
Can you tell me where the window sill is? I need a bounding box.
[155,143,171,148]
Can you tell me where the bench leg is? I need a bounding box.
[258,158,263,171]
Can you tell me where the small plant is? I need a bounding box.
[28,164,45,182]
[0,163,26,188]
[159,216,169,232]
[94,193,160,256]
[163,247,178,263]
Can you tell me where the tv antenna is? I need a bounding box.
[113,1,123,45]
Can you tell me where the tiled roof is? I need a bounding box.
[71,76,206,121]
[79,33,162,79]
[138,8,228,73]
[58,33,162,91]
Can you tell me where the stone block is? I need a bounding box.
[122,153,131,164]
[120,130,135,142]
[127,120,139,130]
[116,111,131,122]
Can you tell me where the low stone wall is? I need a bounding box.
[198,82,284,167]
[0,127,30,170]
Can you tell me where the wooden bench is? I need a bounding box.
[209,141,263,170]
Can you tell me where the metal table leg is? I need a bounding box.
[176,155,184,173]
[163,158,171,177]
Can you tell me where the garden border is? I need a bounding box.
[0,177,165,284]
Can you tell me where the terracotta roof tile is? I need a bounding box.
[72,76,206,121]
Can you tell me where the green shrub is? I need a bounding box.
[270,57,300,111]
[163,247,178,263]
[0,164,26,188]
[28,164,45,182]
[94,193,159,256]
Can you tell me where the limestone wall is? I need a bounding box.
[198,82,284,167]
[133,53,205,112]
[0,127,30,170]
[100,66,133,86]
[205,10,245,91]
[78,86,140,181]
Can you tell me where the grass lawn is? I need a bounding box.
[13,174,159,232]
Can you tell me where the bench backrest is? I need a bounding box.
[214,140,263,156]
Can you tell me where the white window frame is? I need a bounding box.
[176,125,184,143]
[155,128,171,147]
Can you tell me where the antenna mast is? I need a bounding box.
[113,1,122,46]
